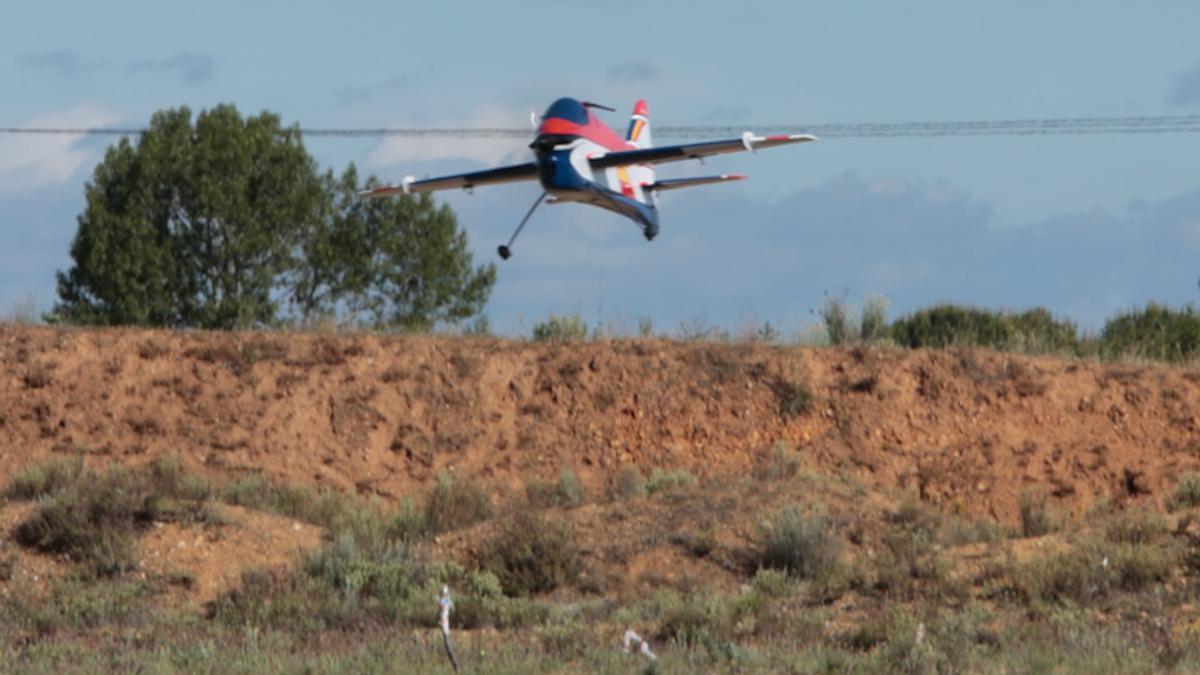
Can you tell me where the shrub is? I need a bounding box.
[14,467,148,577]
[5,456,85,500]
[888,304,1079,353]
[8,459,217,578]
[872,525,951,600]
[424,473,492,534]
[221,474,341,528]
[1104,508,1165,546]
[643,468,697,495]
[1018,549,1107,604]
[1101,302,1200,363]
[1107,542,1173,591]
[758,507,842,580]
[1174,472,1200,511]
[526,469,585,509]
[479,512,579,596]
[531,314,588,342]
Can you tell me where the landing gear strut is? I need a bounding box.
[497,192,546,260]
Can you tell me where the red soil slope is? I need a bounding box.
[2,326,1197,523]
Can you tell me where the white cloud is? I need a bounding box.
[362,103,533,170]
[0,103,123,196]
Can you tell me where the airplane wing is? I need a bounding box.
[589,133,816,171]
[647,174,746,192]
[359,162,539,198]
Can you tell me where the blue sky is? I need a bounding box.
[3,1,1199,334]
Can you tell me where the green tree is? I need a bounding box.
[54,105,495,331]
[54,105,321,328]
[284,168,496,330]
[349,181,496,331]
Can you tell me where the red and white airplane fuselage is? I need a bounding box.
[362,97,815,260]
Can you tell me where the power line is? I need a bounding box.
[3,114,1200,140]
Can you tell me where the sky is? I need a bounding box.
[2,1,1199,335]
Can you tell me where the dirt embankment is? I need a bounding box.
[1,326,1198,523]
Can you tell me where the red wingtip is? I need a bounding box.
[633,99,649,117]
[728,173,747,180]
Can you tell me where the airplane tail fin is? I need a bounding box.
[605,99,655,209]
[625,99,652,149]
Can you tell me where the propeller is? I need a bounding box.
[581,101,616,112]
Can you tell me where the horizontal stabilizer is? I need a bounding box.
[647,174,746,192]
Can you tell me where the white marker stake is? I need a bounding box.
[438,586,460,673]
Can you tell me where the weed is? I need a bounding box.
[615,464,644,498]
[860,293,890,343]
[756,442,802,480]
[23,361,53,389]
[1018,490,1055,537]
[771,376,814,419]
[637,316,655,338]
[821,295,855,345]
[531,315,588,342]
[670,530,716,558]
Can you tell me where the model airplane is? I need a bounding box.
[360,98,816,260]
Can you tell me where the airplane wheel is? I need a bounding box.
[497,245,511,260]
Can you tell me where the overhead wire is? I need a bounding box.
[3,114,1200,139]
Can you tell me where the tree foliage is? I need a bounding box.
[53,104,494,331]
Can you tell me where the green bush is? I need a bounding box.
[424,473,492,534]
[531,314,588,342]
[1101,303,1200,363]
[772,376,814,419]
[221,474,341,527]
[643,468,697,495]
[758,507,842,580]
[889,305,1079,353]
[1173,472,1200,511]
[5,456,85,500]
[1103,508,1165,546]
[479,512,579,596]
[820,294,890,345]
[14,467,150,577]
[526,470,585,509]
[8,459,217,578]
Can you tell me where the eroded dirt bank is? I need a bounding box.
[2,326,1197,523]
